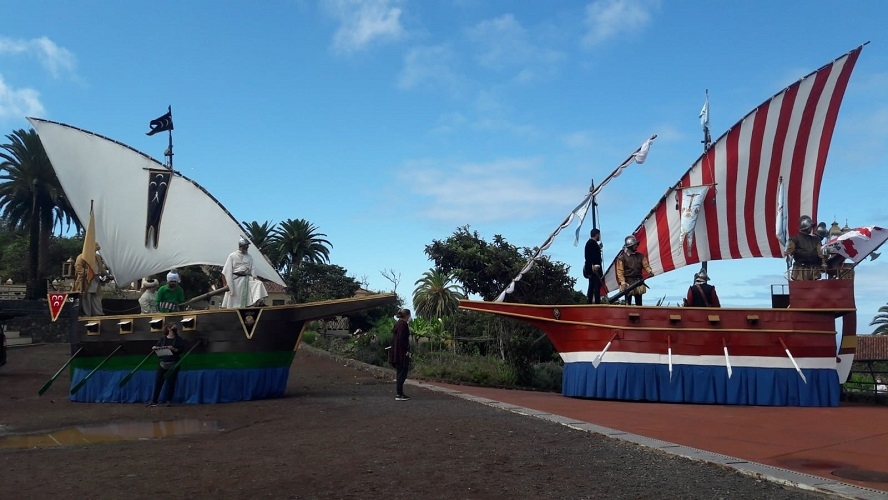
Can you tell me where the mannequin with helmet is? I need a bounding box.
[616,234,653,305]
[786,215,826,281]
[684,268,720,307]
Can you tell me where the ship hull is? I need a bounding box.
[460,280,856,407]
[66,294,397,404]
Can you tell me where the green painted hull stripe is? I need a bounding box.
[70,351,296,371]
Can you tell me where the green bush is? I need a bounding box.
[302,330,317,345]
[531,361,563,392]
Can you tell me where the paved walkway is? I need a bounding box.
[418,381,888,499]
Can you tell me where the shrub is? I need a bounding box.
[302,330,317,345]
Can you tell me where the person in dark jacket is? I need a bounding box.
[584,228,603,304]
[390,308,412,401]
[684,269,720,307]
[149,323,185,406]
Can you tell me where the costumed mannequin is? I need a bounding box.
[139,277,159,314]
[222,237,269,308]
[73,242,107,316]
[155,269,185,313]
[786,215,826,281]
[616,235,653,306]
[684,268,720,307]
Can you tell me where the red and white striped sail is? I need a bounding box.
[603,46,864,293]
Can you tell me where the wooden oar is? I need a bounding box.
[38,347,83,396]
[181,286,229,308]
[118,348,158,388]
[163,340,202,380]
[70,345,122,395]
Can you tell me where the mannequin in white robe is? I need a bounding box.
[222,238,268,308]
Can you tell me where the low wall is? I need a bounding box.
[0,299,77,344]
[0,298,139,346]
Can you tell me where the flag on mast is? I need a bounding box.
[699,93,709,129]
[146,110,174,136]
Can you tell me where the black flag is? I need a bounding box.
[146,111,174,136]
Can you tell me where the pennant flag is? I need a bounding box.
[699,92,710,129]
[81,205,97,284]
[632,138,653,164]
[571,194,594,246]
[592,136,657,197]
[146,110,174,136]
[823,226,888,264]
[678,185,709,256]
[48,293,69,322]
[145,169,172,248]
[775,176,788,254]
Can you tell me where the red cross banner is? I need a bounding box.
[48,293,69,322]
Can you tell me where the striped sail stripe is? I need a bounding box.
[603,46,863,292]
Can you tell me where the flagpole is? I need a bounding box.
[700,91,711,273]
[165,105,174,169]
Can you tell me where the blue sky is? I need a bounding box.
[2,1,887,331]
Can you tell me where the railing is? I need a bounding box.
[843,362,888,402]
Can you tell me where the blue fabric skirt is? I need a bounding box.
[69,367,290,404]
[562,362,840,406]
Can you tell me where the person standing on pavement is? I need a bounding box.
[389,308,412,401]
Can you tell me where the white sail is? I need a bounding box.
[28,118,285,288]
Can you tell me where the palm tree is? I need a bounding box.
[272,218,332,275]
[0,129,77,299]
[870,305,888,335]
[242,220,278,262]
[412,269,465,320]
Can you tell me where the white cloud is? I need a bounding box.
[324,0,406,54]
[0,75,45,122]
[398,44,465,95]
[400,157,575,223]
[466,14,564,82]
[0,36,76,79]
[582,0,658,47]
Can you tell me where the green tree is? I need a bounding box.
[424,226,576,385]
[424,225,578,304]
[284,261,359,304]
[413,268,465,320]
[0,129,77,299]
[272,218,332,274]
[242,220,279,263]
[870,305,888,335]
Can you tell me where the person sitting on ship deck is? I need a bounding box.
[138,276,159,314]
[786,215,826,281]
[155,269,185,313]
[684,268,720,307]
[616,235,653,306]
